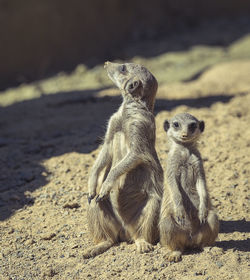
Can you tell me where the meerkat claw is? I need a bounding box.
[95,195,101,202]
[88,195,94,204]
[95,195,106,203]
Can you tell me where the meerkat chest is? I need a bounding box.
[168,148,199,185]
[111,131,129,164]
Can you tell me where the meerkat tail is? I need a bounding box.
[83,240,114,259]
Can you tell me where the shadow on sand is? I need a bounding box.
[0,87,235,220]
[214,219,250,252]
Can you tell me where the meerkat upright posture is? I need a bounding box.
[83,62,163,258]
[160,113,219,262]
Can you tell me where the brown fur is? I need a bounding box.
[83,62,163,258]
[160,113,219,262]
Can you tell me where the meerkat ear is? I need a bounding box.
[199,121,205,132]
[124,77,142,95]
[163,120,170,132]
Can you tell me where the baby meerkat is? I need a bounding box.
[160,113,219,262]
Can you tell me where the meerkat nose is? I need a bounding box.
[104,61,110,68]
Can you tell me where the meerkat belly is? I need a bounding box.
[96,132,127,191]
[180,163,200,211]
[115,164,152,225]
[109,132,152,223]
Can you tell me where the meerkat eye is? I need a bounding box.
[189,122,197,133]
[119,64,127,73]
[173,122,179,128]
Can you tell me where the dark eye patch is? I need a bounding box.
[119,64,127,73]
[173,121,180,129]
[189,122,197,133]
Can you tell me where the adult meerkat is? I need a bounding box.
[83,61,163,258]
[160,113,219,262]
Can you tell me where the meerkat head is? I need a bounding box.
[104,61,158,111]
[163,113,205,144]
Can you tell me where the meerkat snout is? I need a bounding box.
[104,61,110,69]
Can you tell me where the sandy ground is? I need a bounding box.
[0,22,250,280]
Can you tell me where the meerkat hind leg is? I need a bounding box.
[83,199,121,258]
[133,195,161,253]
[193,210,219,248]
[166,250,182,262]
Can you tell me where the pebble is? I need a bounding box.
[209,247,224,255]
[43,267,57,277]
[63,202,80,209]
[24,239,35,246]
[41,233,56,240]
[194,270,206,276]
[216,261,223,268]
[8,228,15,234]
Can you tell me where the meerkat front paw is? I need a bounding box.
[198,205,208,224]
[96,181,113,202]
[174,206,186,227]
[87,192,96,204]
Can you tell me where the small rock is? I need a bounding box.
[63,202,80,209]
[204,246,212,252]
[210,247,224,255]
[8,228,15,234]
[43,267,58,277]
[51,192,57,199]
[216,261,223,268]
[16,250,24,258]
[194,270,206,276]
[41,233,56,240]
[24,238,36,246]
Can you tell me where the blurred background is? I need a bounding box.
[1,0,250,91]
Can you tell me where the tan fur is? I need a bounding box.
[83,62,163,258]
[160,113,219,262]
